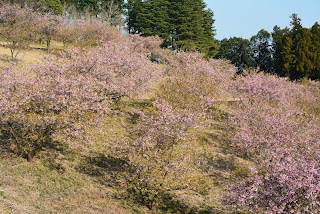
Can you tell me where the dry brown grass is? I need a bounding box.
[0,149,149,214]
[0,40,64,67]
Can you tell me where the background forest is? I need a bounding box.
[0,0,320,213]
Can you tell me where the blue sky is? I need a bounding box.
[204,0,320,40]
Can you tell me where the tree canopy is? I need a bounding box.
[272,14,319,80]
[1,0,64,14]
[215,37,254,73]
[126,0,218,57]
[215,14,320,80]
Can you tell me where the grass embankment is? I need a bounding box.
[0,41,248,214]
[0,40,66,69]
[0,103,245,213]
[0,148,149,213]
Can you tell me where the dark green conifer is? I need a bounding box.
[126,0,218,57]
[311,22,320,79]
[41,0,64,14]
[271,25,290,76]
[250,29,272,72]
[215,37,254,72]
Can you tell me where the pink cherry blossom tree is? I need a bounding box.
[224,73,320,213]
[0,57,110,161]
[0,4,37,60]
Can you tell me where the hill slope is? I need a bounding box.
[0,17,320,213]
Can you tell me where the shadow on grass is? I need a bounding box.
[158,193,239,214]
[158,194,202,214]
[77,154,218,213]
[76,154,129,187]
[39,140,76,173]
[0,128,72,166]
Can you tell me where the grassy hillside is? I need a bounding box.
[0,124,247,214]
[0,40,64,67]
[0,40,249,213]
[0,73,242,214]
[0,124,240,214]
[0,7,319,213]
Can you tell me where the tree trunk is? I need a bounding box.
[47,40,51,53]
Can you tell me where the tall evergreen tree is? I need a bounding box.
[282,14,313,80]
[126,0,218,57]
[215,37,254,73]
[126,0,142,34]
[250,29,272,72]
[216,13,320,80]
[271,25,290,76]
[281,36,295,77]
[292,27,313,79]
[310,22,320,79]
[272,14,316,80]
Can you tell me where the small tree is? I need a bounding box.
[56,19,77,47]
[108,51,236,211]
[71,18,121,47]
[109,100,201,210]
[0,4,37,60]
[64,39,158,99]
[36,13,63,53]
[0,57,110,161]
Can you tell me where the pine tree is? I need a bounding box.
[282,36,295,77]
[126,0,142,34]
[271,25,290,76]
[215,37,254,73]
[126,0,218,57]
[250,29,272,72]
[293,27,313,79]
[311,22,320,79]
[273,14,315,80]
[285,14,313,79]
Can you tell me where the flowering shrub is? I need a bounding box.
[107,52,236,210]
[0,4,38,60]
[56,19,76,48]
[69,19,121,48]
[63,40,161,100]
[157,51,236,120]
[2,6,320,211]
[36,13,63,52]
[109,100,202,210]
[225,72,320,213]
[0,58,110,161]
[0,4,122,59]
[124,34,169,63]
[0,32,163,161]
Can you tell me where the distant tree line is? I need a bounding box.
[0,0,65,14]
[0,0,124,25]
[216,14,320,80]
